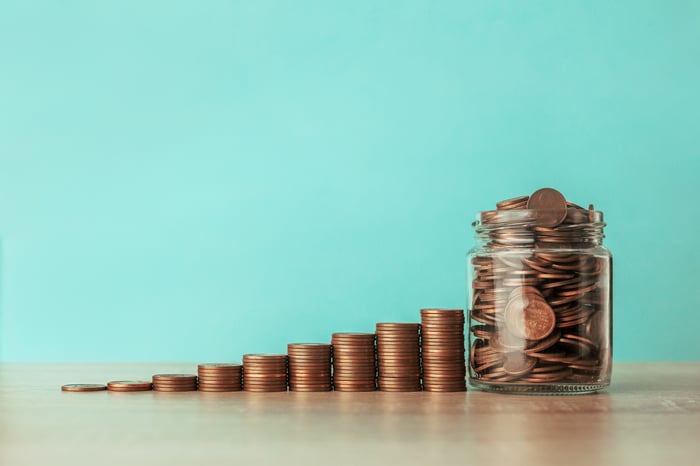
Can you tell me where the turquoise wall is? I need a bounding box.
[1,1,698,361]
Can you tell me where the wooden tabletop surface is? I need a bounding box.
[1,362,698,466]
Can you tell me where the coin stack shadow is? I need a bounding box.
[242,354,288,392]
[376,323,422,392]
[197,363,242,392]
[331,333,377,392]
[152,374,198,392]
[287,343,332,392]
[420,309,467,392]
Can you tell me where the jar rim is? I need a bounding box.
[473,209,604,228]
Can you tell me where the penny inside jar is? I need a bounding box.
[468,188,612,394]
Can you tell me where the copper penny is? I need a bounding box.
[107,381,152,391]
[153,386,197,392]
[198,363,242,370]
[526,188,568,227]
[61,384,107,392]
[504,293,556,341]
[152,374,197,382]
[502,353,537,376]
[198,386,242,391]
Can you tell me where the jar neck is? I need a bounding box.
[473,209,606,249]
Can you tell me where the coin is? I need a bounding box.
[526,188,568,228]
[243,354,287,362]
[243,386,288,392]
[422,382,467,389]
[332,332,377,391]
[107,381,152,391]
[519,368,572,383]
[376,321,421,392]
[198,363,242,370]
[290,386,333,392]
[152,386,198,392]
[502,353,537,376]
[152,374,197,382]
[243,354,289,392]
[376,322,421,331]
[497,195,529,210]
[61,384,107,392]
[331,333,376,342]
[197,385,241,392]
[151,379,198,385]
[504,292,556,341]
[530,363,567,373]
[524,329,561,353]
[420,309,466,392]
[198,380,242,386]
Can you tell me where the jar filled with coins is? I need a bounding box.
[468,188,612,393]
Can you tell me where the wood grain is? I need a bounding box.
[1,362,698,466]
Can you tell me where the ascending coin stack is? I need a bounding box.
[197,363,242,392]
[152,374,198,392]
[287,343,332,392]
[63,309,473,394]
[420,309,467,392]
[242,354,288,392]
[376,323,422,392]
[331,333,377,391]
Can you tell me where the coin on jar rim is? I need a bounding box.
[526,188,568,227]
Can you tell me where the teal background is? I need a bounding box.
[0,1,698,362]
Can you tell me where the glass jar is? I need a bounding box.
[467,194,612,394]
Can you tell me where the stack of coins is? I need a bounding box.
[469,188,610,385]
[152,374,198,392]
[107,381,152,392]
[331,333,377,391]
[242,354,288,392]
[197,363,242,392]
[376,323,422,391]
[61,384,107,392]
[287,343,332,392]
[420,309,467,392]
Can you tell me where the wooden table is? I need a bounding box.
[1,363,698,466]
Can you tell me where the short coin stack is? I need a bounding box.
[242,354,288,392]
[287,343,332,392]
[61,384,107,392]
[197,363,242,392]
[107,381,152,392]
[420,309,467,392]
[152,374,198,392]
[376,323,422,391]
[331,333,377,391]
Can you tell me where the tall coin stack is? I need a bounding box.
[152,374,198,392]
[420,309,467,392]
[376,323,422,392]
[242,354,288,392]
[197,363,242,392]
[331,333,377,391]
[287,343,332,392]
